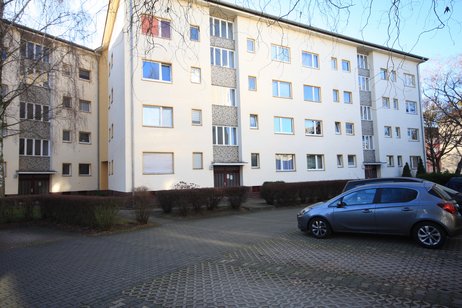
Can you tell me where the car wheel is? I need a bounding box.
[309,217,331,239]
[413,222,446,249]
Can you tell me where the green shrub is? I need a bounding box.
[156,190,176,213]
[204,188,223,211]
[260,181,284,205]
[417,172,454,185]
[133,186,152,224]
[93,200,119,230]
[273,184,299,206]
[0,196,41,223]
[224,186,249,209]
[402,163,412,177]
[417,158,426,177]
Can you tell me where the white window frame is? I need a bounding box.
[213,126,238,145]
[305,119,323,136]
[143,152,174,174]
[142,60,172,82]
[143,105,173,128]
[333,89,339,102]
[62,163,72,176]
[190,25,200,41]
[248,76,257,91]
[361,106,372,121]
[302,51,319,69]
[79,131,91,144]
[384,126,392,138]
[387,155,394,167]
[393,98,399,110]
[19,138,49,157]
[303,85,321,102]
[193,152,203,170]
[358,76,370,91]
[274,117,294,134]
[337,154,344,168]
[380,68,388,80]
[306,154,324,171]
[357,54,368,69]
[272,80,292,98]
[210,47,235,68]
[209,17,233,40]
[382,97,390,109]
[192,109,202,126]
[406,101,418,115]
[331,57,338,70]
[345,122,354,135]
[395,127,401,138]
[335,121,342,135]
[362,135,374,150]
[250,114,259,129]
[343,91,352,104]
[410,156,420,169]
[390,70,397,82]
[247,38,255,53]
[251,153,260,168]
[78,163,91,176]
[63,130,71,143]
[275,154,295,171]
[397,155,403,167]
[341,59,351,72]
[347,155,357,167]
[141,15,171,39]
[271,44,290,63]
[228,88,236,106]
[404,73,416,87]
[408,128,419,141]
[191,67,201,83]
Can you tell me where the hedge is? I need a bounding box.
[260,180,348,206]
[416,172,455,186]
[0,196,41,223]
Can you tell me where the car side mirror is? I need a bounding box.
[337,201,345,208]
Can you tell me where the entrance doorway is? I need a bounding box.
[213,166,240,187]
[18,174,50,195]
[364,165,378,179]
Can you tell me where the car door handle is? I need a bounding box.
[401,207,412,212]
[362,209,372,213]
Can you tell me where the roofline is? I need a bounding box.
[205,0,428,62]
[2,19,97,53]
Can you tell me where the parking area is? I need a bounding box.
[1,207,462,307]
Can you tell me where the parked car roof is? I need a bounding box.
[343,177,425,192]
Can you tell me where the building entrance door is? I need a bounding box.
[364,165,378,179]
[18,175,50,195]
[213,166,240,187]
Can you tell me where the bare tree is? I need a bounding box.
[0,0,93,196]
[424,55,462,173]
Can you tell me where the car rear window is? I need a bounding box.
[379,188,417,203]
[429,185,452,201]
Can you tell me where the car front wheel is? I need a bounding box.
[309,217,331,239]
[413,222,446,249]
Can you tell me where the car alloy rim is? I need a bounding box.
[312,220,327,237]
[417,225,441,246]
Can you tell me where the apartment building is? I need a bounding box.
[2,22,99,195]
[2,0,427,195]
[100,0,427,193]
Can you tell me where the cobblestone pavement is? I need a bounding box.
[1,208,462,307]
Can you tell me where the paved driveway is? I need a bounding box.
[1,207,461,307]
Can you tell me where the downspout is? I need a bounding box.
[96,51,100,190]
[129,0,135,194]
[417,60,427,169]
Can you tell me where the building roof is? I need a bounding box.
[205,0,428,62]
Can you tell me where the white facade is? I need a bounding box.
[101,0,426,193]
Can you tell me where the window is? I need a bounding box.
[79,100,91,112]
[19,102,26,119]
[143,152,174,174]
[303,85,321,102]
[335,121,341,134]
[382,97,390,109]
[362,135,374,150]
[307,154,324,170]
[395,127,401,138]
[393,98,399,110]
[404,73,416,87]
[20,102,48,121]
[79,132,91,144]
[272,80,292,98]
[143,105,173,127]
[274,117,294,134]
[228,88,236,106]
[390,70,396,82]
[209,17,233,40]
[63,130,71,142]
[62,163,71,176]
[380,68,388,80]
[406,101,417,114]
[332,89,339,102]
[331,57,338,70]
[19,138,49,156]
[251,153,260,168]
[358,76,370,91]
[20,41,49,62]
[110,123,114,140]
[27,103,33,119]
[141,15,171,38]
[250,114,258,129]
[305,119,322,136]
[191,67,201,83]
[190,25,200,41]
[361,106,372,121]
[410,156,420,169]
[302,51,319,68]
[210,47,235,68]
[78,68,90,80]
[357,54,368,69]
[347,155,356,167]
[343,189,376,206]
[78,163,91,176]
[379,188,417,203]
[345,122,354,135]
[142,60,172,82]
[110,88,114,105]
[397,155,403,167]
[212,126,237,145]
[337,155,344,168]
[193,152,203,169]
[343,91,352,104]
[386,155,394,167]
[192,109,202,126]
[276,154,295,171]
[247,38,255,53]
[34,105,42,120]
[271,44,290,62]
[408,128,419,141]
[341,60,350,72]
[248,76,257,91]
[384,126,392,138]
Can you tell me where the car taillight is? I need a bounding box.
[438,202,457,215]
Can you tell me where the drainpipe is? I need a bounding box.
[129,0,135,194]
[417,60,427,169]
[96,51,100,190]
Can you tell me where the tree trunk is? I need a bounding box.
[455,157,462,175]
